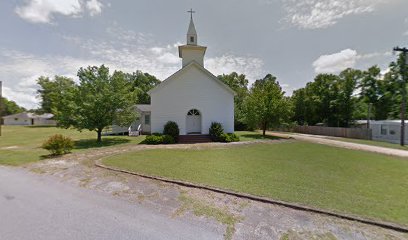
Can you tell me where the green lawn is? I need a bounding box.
[0,125,145,166]
[327,136,408,151]
[235,131,285,141]
[103,141,408,226]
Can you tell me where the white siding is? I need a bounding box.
[181,49,205,67]
[33,118,56,126]
[371,122,408,144]
[150,65,234,135]
[3,117,32,125]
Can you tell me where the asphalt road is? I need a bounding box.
[0,167,222,240]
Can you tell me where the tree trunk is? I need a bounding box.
[97,129,102,142]
[262,121,267,136]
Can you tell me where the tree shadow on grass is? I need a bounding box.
[25,125,56,128]
[74,138,131,150]
[240,134,282,141]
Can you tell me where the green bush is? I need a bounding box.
[144,134,175,145]
[144,135,163,145]
[220,133,240,143]
[162,135,175,144]
[209,122,224,141]
[163,121,179,142]
[42,134,74,155]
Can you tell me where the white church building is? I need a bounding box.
[134,13,236,135]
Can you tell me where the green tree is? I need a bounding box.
[124,71,160,104]
[385,52,408,119]
[218,72,249,130]
[291,88,307,125]
[243,74,292,136]
[37,76,75,114]
[358,65,399,120]
[337,68,362,127]
[0,97,26,116]
[56,65,138,142]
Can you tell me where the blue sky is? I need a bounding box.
[1,0,408,109]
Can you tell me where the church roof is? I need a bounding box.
[135,104,151,112]
[2,112,54,119]
[148,61,236,96]
[178,44,207,58]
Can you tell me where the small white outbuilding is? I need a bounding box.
[370,120,408,144]
[2,112,56,126]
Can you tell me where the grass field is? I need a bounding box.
[103,141,408,226]
[235,131,284,141]
[0,125,145,166]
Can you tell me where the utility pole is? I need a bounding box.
[393,47,408,146]
[367,103,372,129]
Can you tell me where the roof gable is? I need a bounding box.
[148,61,236,96]
[2,112,54,119]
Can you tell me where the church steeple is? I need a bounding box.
[178,9,207,68]
[187,9,197,45]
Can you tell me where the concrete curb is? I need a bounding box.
[95,161,408,234]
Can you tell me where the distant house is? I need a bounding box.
[2,112,56,126]
[370,120,407,144]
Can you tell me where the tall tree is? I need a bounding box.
[337,68,362,127]
[385,52,408,119]
[0,97,26,116]
[218,72,249,130]
[124,71,160,104]
[291,88,307,125]
[37,76,75,114]
[56,65,138,142]
[243,74,292,136]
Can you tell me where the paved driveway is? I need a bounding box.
[0,167,222,240]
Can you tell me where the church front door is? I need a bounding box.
[186,109,201,134]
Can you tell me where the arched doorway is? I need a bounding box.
[186,109,201,134]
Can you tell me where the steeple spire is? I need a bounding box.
[187,8,197,45]
[179,9,207,67]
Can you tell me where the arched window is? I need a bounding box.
[187,109,200,116]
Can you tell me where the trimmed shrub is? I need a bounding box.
[162,135,175,144]
[144,135,163,145]
[209,122,224,141]
[163,121,179,142]
[220,133,240,143]
[144,134,175,145]
[42,134,74,156]
[152,132,163,136]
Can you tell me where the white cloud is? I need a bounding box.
[2,27,266,108]
[15,0,104,23]
[206,55,265,81]
[282,0,389,29]
[86,0,103,16]
[312,49,391,73]
[0,49,102,109]
[313,49,358,73]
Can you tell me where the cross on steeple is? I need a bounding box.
[188,8,195,19]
